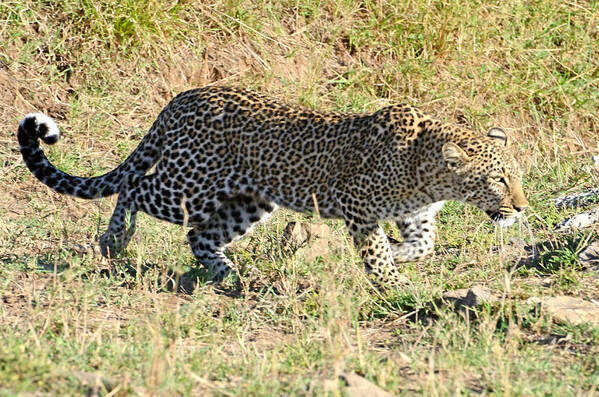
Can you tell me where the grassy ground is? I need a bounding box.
[1,0,598,395]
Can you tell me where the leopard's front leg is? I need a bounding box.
[346,220,410,287]
[390,201,444,263]
[389,219,435,262]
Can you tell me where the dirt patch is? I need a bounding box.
[0,68,69,126]
[0,267,195,331]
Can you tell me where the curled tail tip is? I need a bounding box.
[19,113,61,145]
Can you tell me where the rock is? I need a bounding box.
[462,285,499,307]
[282,222,334,262]
[442,288,470,302]
[283,221,330,244]
[339,372,394,397]
[442,285,499,308]
[531,296,599,326]
[552,189,599,209]
[554,207,599,232]
[69,371,119,392]
[578,242,599,279]
[578,242,599,264]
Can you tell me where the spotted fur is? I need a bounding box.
[18,86,528,286]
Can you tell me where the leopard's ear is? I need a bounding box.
[487,127,509,146]
[442,142,469,169]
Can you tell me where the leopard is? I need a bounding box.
[18,86,528,287]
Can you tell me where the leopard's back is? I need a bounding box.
[154,87,376,215]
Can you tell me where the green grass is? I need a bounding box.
[1,0,599,395]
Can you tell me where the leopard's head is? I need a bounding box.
[442,128,528,227]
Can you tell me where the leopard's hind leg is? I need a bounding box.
[99,173,140,257]
[100,171,224,257]
[187,195,277,280]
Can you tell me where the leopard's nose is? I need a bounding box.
[514,203,528,213]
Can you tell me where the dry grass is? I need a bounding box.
[1,0,599,395]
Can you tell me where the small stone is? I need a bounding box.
[282,221,334,262]
[552,189,599,209]
[442,288,470,302]
[578,242,599,279]
[442,285,499,308]
[535,296,599,326]
[579,242,599,265]
[70,371,118,391]
[282,221,309,245]
[339,372,394,397]
[555,208,599,231]
[283,222,331,244]
[463,285,498,307]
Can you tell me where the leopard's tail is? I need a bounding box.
[18,113,160,199]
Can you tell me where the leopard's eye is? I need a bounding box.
[489,174,507,185]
